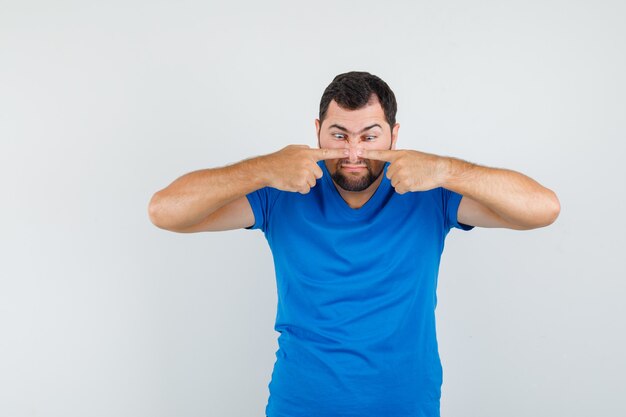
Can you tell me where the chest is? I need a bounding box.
[265,192,445,280]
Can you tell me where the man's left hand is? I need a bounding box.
[360,149,448,194]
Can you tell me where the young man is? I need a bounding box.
[148,71,560,417]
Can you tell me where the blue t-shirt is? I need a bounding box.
[245,160,474,417]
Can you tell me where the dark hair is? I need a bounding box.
[319,71,397,132]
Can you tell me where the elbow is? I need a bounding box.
[148,191,168,229]
[517,190,561,230]
[148,191,193,232]
[535,190,561,228]
[545,190,561,226]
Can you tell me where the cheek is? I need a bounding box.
[368,160,385,172]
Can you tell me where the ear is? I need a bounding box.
[315,119,321,147]
[390,123,400,150]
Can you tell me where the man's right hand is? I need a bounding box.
[259,145,348,194]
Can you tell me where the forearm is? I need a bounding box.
[148,156,268,230]
[439,156,561,228]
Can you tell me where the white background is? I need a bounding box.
[1,1,625,416]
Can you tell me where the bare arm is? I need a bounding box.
[147,145,348,233]
[147,156,266,232]
[441,157,560,230]
[361,148,560,230]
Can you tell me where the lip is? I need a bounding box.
[341,165,366,171]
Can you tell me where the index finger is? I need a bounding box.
[312,148,350,161]
[359,149,399,162]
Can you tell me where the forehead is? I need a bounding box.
[324,97,385,130]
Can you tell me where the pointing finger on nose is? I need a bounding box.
[314,148,349,161]
[359,149,398,162]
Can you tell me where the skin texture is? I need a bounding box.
[257,145,349,194]
[314,95,560,227]
[315,95,400,209]
[149,94,560,233]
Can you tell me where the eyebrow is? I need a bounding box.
[327,123,383,134]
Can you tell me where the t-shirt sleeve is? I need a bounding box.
[244,186,280,233]
[442,187,475,232]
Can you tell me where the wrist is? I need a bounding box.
[438,156,476,190]
[436,156,453,188]
[241,154,273,189]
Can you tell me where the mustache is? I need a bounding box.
[337,159,370,166]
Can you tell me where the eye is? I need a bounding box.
[364,136,377,141]
[333,133,346,140]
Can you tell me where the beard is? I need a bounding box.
[331,159,384,192]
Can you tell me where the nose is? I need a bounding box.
[344,141,363,163]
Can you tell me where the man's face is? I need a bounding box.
[316,96,399,192]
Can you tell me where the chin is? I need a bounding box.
[332,171,376,192]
